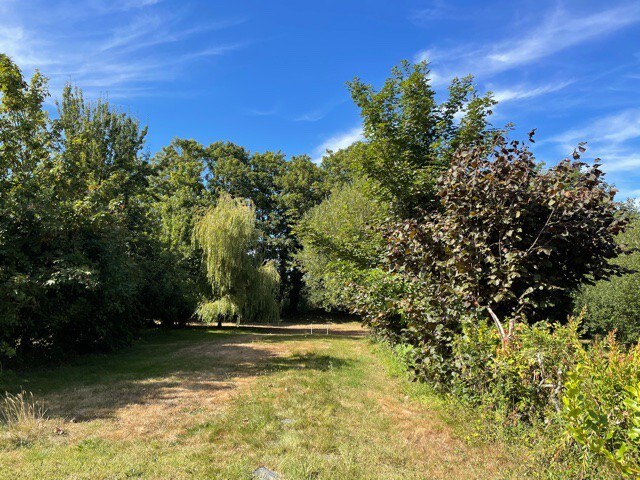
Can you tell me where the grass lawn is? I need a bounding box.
[0,317,531,479]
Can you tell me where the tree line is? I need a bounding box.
[1,54,636,365]
[0,54,328,367]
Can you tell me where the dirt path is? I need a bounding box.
[0,320,528,479]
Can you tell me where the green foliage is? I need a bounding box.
[318,142,367,190]
[159,140,327,314]
[563,335,640,477]
[296,177,391,310]
[453,317,583,422]
[575,216,640,344]
[0,56,161,365]
[151,138,209,256]
[194,193,280,324]
[0,55,53,362]
[385,135,626,344]
[348,60,497,215]
[276,155,328,228]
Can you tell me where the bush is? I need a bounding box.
[563,335,640,477]
[445,317,640,477]
[452,317,583,423]
[575,216,640,344]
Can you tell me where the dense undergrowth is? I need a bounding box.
[384,321,640,478]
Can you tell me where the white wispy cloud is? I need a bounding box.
[409,0,462,24]
[0,1,248,99]
[550,109,640,180]
[484,5,640,73]
[245,106,279,117]
[312,126,363,163]
[552,109,640,147]
[294,107,329,122]
[295,112,325,122]
[491,80,574,103]
[186,42,249,58]
[415,3,640,80]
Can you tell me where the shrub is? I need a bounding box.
[452,316,583,423]
[563,335,640,477]
[575,216,640,344]
[382,135,626,381]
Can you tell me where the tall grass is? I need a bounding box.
[0,391,47,447]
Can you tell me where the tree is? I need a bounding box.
[296,177,390,310]
[194,193,280,326]
[0,54,53,363]
[275,155,328,312]
[151,138,209,256]
[319,142,367,190]
[0,57,158,365]
[146,138,212,325]
[575,212,640,344]
[385,135,627,348]
[348,60,496,216]
[295,60,499,325]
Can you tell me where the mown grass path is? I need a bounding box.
[0,319,528,479]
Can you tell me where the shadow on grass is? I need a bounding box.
[263,352,351,373]
[1,324,357,423]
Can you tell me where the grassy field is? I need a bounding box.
[0,318,531,479]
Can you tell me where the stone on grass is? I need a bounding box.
[252,466,281,479]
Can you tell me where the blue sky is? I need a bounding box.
[1,0,639,199]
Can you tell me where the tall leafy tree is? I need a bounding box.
[194,193,280,326]
[161,140,328,313]
[151,138,209,254]
[0,54,53,362]
[275,154,328,311]
[296,176,390,310]
[348,60,496,216]
[46,85,152,351]
[0,55,160,366]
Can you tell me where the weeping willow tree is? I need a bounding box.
[194,193,280,326]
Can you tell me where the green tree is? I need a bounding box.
[47,84,152,350]
[275,155,328,311]
[145,138,211,325]
[151,138,209,255]
[194,193,280,326]
[575,214,640,344]
[0,54,53,363]
[296,177,390,310]
[348,60,496,216]
[0,57,157,365]
[319,142,367,190]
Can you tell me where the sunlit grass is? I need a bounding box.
[0,322,530,479]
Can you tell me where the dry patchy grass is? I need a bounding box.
[0,319,530,479]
